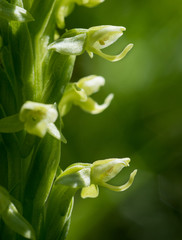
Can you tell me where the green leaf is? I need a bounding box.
[0,142,8,188]
[0,67,17,115]
[2,203,35,239]
[1,47,18,95]
[24,133,61,237]
[0,186,35,239]
[8,21,35,102]
[0,0,34,22]
[44,185,75,240]
[42,53,76,103]
[0,114,24,133]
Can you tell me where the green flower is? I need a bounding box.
[49,25,133,62]
[19,101,60,139]
[59,75,113,116]
[56,158,137,199]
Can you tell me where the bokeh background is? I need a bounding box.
[61,0,182,239]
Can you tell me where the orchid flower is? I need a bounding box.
[59,75,113,116]
[55,158,137,198]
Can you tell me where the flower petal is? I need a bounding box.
[81,184,99,198]
[47,123,61,140]
[87,25,126,50]
[76,93,114,114]
[92,158,130,183]
[77,75,105,96]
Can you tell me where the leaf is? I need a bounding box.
[0,67,18,115]
[24,133,61,236]
[42,53,76,103]
[1,47,17,93]
[44,185,75,240]
[0,114,24,133]
[0,0,34,22]
[8,21,35,102]
[2,203,35,239]
[0,186,35,239]
[0,142,8,188]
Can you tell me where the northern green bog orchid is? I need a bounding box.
[48,25,133,62]
[59,75,113,116]
[55,158,137,199]
[19,101,60,139]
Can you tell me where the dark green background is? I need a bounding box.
[61,0,182,239]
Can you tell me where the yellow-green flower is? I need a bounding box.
[56,158,137,199]
[19,101,60,140]
[49,25,133,62]
[59,75,113,116]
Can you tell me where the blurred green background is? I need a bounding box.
[61,0,182,239]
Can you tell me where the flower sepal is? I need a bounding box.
[48,33,87,55]
[55,163,91,188]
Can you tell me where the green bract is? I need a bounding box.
[0,0,34,22]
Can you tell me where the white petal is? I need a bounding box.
[77,93,114,114]
[47,123,61,140]
[77,75,105,96]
